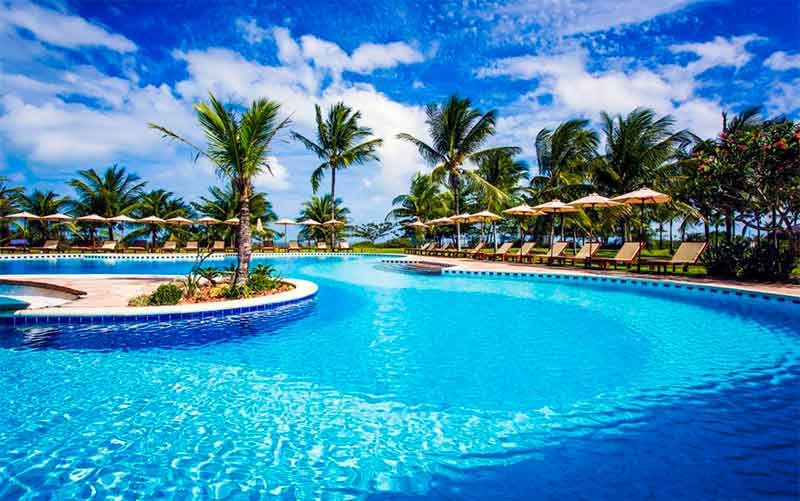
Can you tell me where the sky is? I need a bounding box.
[1,0,798,228]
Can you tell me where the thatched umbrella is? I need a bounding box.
[323,218,345,248]
[6,212,40,245]
[569,193,622,266]
[76,214,107,247]
[612,187,671,271]
[468,210,502,251]
[533,200,578,245]
[406,219,429,248]
[503,204,543,244]
[275,217,296,247]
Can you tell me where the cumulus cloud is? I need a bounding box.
[253,156,291,191]
[0,2,136,52]
[767,78,800,115]
[764,51,800,71]
[235,17,269,44]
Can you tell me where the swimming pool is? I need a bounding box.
[0,255,797,498]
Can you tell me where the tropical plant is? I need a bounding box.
[128,189,191,247]
[291,102,382,244]
[69,165,145,241]
[19,190,73,244]
[531,119,598,200]
[297,195,350,242]
[192,185,277,246]
[150,93,289,286]
[386,173,450,226]
[350,222,396,243]
[397,95,520,247]
[0,176,23,242]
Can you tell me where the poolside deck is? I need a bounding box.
[402,255,800,298]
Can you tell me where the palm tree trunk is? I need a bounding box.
[108,223,115,241]
[454,175,461,251]
[330,167,336,248]
[235,184,252,287]
[669,219,673,253]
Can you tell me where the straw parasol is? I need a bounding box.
[468,210,502,250]
[42,213,73,222]
[6,211,40,220]
[533,199,578,244]
[165,216,193,225]
[569,193,622,266]
[612,186,672,271]
[77,214,107,246]
[108,214,137,223]
[406,219,429,248]
[224,217,240,225]
[448,213,473,250]
[197,216,221,225]
[274,217,296,247]
[503,204,543,244]
[138,215,166,248]
[323,219,344,247]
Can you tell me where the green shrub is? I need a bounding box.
[223,284,251,300]
[148,283,184,305]
[128,294,151,307]
[704,238,796,281]
[247,264,281,293]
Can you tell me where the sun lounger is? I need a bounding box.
[0,239,28,253]
[97,240,117,252]
[288,240,301,252]
[505,242,535,263]
[420,242,444,256]
[591,242,643,269]
[210,240,225,252]
[125,240,148,253]
[338,241,351,252]
[535,241,569,264]
[183,241,198,252]
[477,242,512,260]
[408,242,432,255]
[451,241,485,258]
[316,242,328,251]
[427,242,451,256]
[261,241,275,252]
[158,240,177,253]
[559,242,602,266]
[641,241,708,273]
[33,240,59,253]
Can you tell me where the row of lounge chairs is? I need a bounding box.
[408,241,709,274]
[1,239,354,254]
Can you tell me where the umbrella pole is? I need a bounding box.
[560,212,565,241]
[638,201,645,271]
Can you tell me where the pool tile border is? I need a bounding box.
[1,279,318,325]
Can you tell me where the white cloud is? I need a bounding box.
[767,78,800,115]
[235,17,269,44]
[349,42,425,73]
[764,51,800,71]
[0,2,136,52]
[254,156,291,191]
[669,35,762,73]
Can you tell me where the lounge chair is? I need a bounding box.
[33,240,60,253]
[125,240,148,253]
[427,242,451,256]
[477,242,512,260]
[0,239,28,253]
[209,240,225,252]
[505,242,535,263]
[338,241,351,252]
[591,242,643,270]
[159,241,177,253]
[414,242,434,255]
[261,240,275,252]
[420,242,444,256]
[97,240,117,252]
[641,241,708,273]
[316,241,328,251]
[451,241,485,258]
[184,241,199,253]
[559,242,602,266]
[535,241,569,264]
[288,240,301,252]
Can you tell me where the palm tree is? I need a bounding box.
[19,190,73,243]
[0,176,23,243]
[298,195,350,242]
[69,165,145,242]
[397,95,520,249]
[386,173,449,225]
[595,108,689,240]
[475,151,529,246]
[128,190,191,247]
[532,119,598,199]
[150,93,289,286]
[291,102,382,245]
[193,185,277,247]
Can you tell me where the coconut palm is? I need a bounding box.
[150,93,289,286]
[397,95,520,248]
[532,119,598,200]
[19,189,73,243]
[125,190,191,247]
[386,173,449,225]
[0,176,23,242]
[193,185,277,246]
[291,102,382,245]
[297,194,350,242]
[69,165,145,242]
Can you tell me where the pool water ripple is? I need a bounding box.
[0,255,798,499]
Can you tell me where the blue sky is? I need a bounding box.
[1,0,799,226]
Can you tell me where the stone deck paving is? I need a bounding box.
[401,254,800,298]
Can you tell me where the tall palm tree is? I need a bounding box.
[291,102,382,245]
[532,119,598,199]
[297,194,350,242]
[0,176,23,243]
[150,94,289,286]
[69,165,145,242]
[128,190,190,247]
[397,95,520,249]
[193,185,277,246]
[386,173,449,225]
[475,151,529,246]
[19,189,73,243]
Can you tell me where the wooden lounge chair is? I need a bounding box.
[338,241,351,252]
[288,240,301,252]
[591,242,643,270]
[97,240,117,252]
[416,242,435,255]
[559,242,602,266]
[183,241,198,253]
[505,242,535,263]
[33,240,59,253]
[124,240,148,253]
[210,240,225,252]
[452,241,485,258]
[535,241,569,264]
[641,241,708,273]
[0,239,28,253]
[420,242,444,256]
[477,242,512,260]
[316,241,328,251]
[159,240,177,253]
[427,242,451,256]
[262,240,275,252]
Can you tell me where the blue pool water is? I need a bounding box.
[0,255,798,499]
